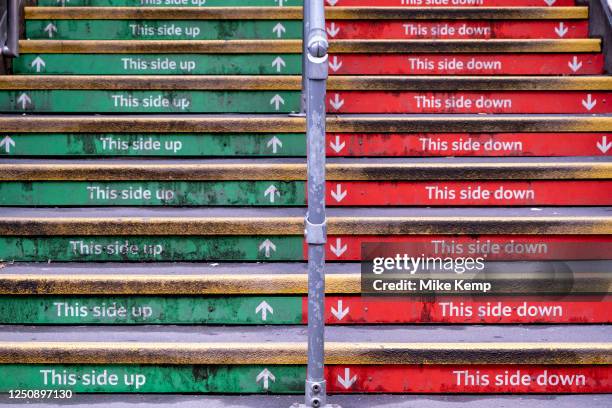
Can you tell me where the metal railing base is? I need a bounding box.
[289,111,307,117]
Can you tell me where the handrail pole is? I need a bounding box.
[302,0,329,407]
[300,0,311,113]
[2,0,22,58]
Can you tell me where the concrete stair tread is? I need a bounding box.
[0,394,610,408]
[2,206,609,218]
[24,6,589,20]
[4,156,611,163]
[1,260,609,275]
[1,261,609,295]
[2,156,610,181]
[2,75,611,90]
[0,113,609,133]
[3,206,608,235]
[2,325,608,365]
[0,261,317,276]
[18,39,603,53]
[2,324,610,343]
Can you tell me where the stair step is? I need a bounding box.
[1,115,609,157]
[0,207,609,262]
[26,19,303,41]
[0,158,609,206]
[24,7,589,20]
[24,20,590,41]
[0,394,609,408]
[3,157,610,179]
[32,0,579,7]
[0,262,608,324]
[0,114,608,133]
[22,7,590,41]
[1,131,611,157]
[1,207,609,235]
[1,261,608,294]
[0,325,609,393]
[12,53,606,76]
[3,324,609,358]
[4,76,611,91]
[321,19,590,40]
[0,76,609,114]
[19,39,602,53]
[4,293,606,324]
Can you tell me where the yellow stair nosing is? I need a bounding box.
[0,341,609,365]
[0,115,610,133]
[1,272,609,295]
[1,75,611,90]
[24,6,589,20]
[18,39,602,54]
[1,160,611,181]
[1,214,611,235]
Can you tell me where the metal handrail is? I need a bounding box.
[586,0,612,73]
[1,0,23,57]
[301,0,329,407]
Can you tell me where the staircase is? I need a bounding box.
[0,0,610,406]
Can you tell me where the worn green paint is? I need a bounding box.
[0,236,304,262]
[0,364,305,393]
[26,20,301,40]
[14,54,302,75]
[38,0,302,7]
[0,181,306,206]
[0,296,303,324]
[0,133,306,156]
[0,90,300,113]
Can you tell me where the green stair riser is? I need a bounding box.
[0,133,306,157]
[0,181,306,206]
[26,20,302,40]
[0,296,302,324]
[0,364,304,393]
[0,236,304,262]
[14,54,302,75]
[0,91,300,113]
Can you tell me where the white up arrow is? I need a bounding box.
[0,136,15,153]
[31,56,46,73]
[326,22,340,38]
[331,183,347,203]
[329,135,346,153]
[555,22,568,37]
[271,56,286,73]
[259,239,277,258]
[44,23,58,38]
[337,368,357,389]
[331,299,349,320]
[274,0,285,6]
[256,368,276,390]
[255,301,274,321]
[270,94,285,111]
[17,93,31,109]
[568,56,582,73]
[330,237,347,257]
[582,94,597,111]
[272,22,286,38]
[597,136,611,153]
[267,136,283,153]
[330,93,344,110]
[264,184,280,203]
